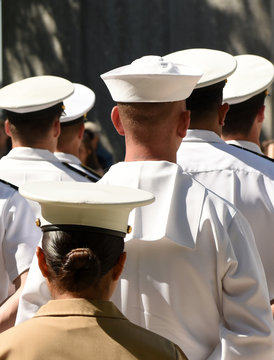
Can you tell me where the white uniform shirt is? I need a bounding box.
[0,182,40,303]
[178,129,274,299]
[225,139,264,155]
[0,147,90,216]
[0,146,89,324]
[54,152,100,182]
[100,161,274,360]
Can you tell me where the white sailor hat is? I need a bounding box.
[19,181,155,235]
[165,48,237,89]
[101,55,203,102]
[223,54,274,105]
[60,83,96,124]
[0,75,74,113]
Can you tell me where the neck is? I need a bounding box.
[124,140,177,163]
[11,139,56,152]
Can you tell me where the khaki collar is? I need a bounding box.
[34,298,126,320]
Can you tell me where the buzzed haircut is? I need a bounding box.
[6,103,63,146]
[58,120,83,149]
[117,101,180,143]
[222,91,266,137]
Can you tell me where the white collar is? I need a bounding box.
[183,129,225,144]
[102,161,205,249]
[225,140,264,155]
[54,152,81,164]
[3,147,60,162]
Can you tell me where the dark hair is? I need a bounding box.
[222,91,266,137]
[186,81,226,121]
[6,102,63,145]
[42,229,124,293]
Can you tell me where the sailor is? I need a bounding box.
[0,182,187,359]
[55,83,101,181]
[0,75,92,217]
[221,54,274,160]
[99,55,274,359]
[166,48,274,309]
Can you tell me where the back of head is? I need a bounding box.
[165,49,237,128]
[117,101,182,143]
[0,75,74,147]
[222,91,266,137]
[7,103,63,146]
[186,81,226,124]
[19,181,154,296]
[42,229,124,293]
[222,54,274,138]
[57,120,84,152]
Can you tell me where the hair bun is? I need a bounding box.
[64,248,98,271]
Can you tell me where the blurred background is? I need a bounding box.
[2,0,273,161]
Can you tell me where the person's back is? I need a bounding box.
[54,83,101,181]
[99,56,274,359]
[0,76,92,216]
[1,298,185,360]
[222,54,274,159]
[0,181,186,360]
[166,49,274,303]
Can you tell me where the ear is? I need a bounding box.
[4,120,11,137]
[78,122,85,140]
[177,110,190,138]
[36,246,49,278]
[111,106,125,136]
[53,118,61,138]
[218,103,229,126]
[257,105,265,123]
[112,252,127,281]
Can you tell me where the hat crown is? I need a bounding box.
[0,75,74,113]
[60,83,96,124]
[19,182,155,234]
[165,48,237,89]
[101,55,203,103]
[223,54,274,104]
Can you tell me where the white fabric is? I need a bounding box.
[225,139,264,155]
[60,83,95,123]
[101,55,202,102]
[223,54,274,104]
[0,146,89,326]
[0,75,73,113]
[165,48,236,89]
[100,161,274,360]
[178,129,274,299]
[54,151,100,181]
[19,181,154,232]
[0,148,90,217]
[0,183,40,303]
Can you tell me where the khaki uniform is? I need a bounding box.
[0,298,186,360]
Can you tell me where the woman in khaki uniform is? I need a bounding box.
[0,182,187,360]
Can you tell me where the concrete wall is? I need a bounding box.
[2,0,272,160]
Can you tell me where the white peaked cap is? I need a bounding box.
[100,55,203,102]
[19,182,155,234]
[60,83,96,124]
[0,75,74,113]
[223,54,274,104]
[165,48,237,89]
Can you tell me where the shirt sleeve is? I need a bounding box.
[216,211,274,360]
[2,191,41,283]
[15,240,51,324]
